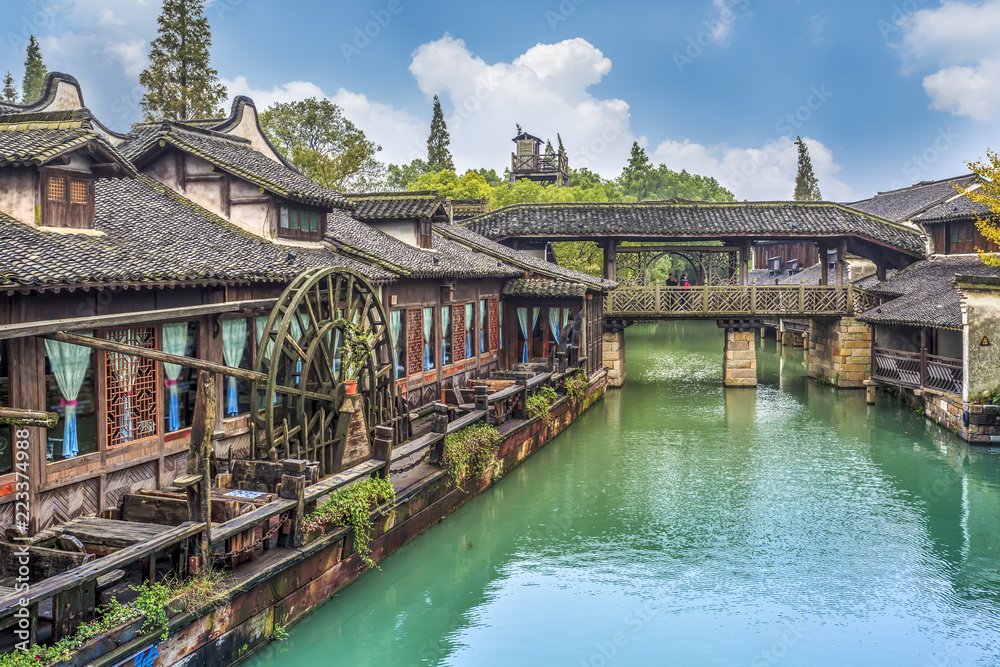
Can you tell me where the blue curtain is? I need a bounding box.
[423,307,434,371]
[222,319,248,416]
[44,335,92,459]
[465,303,474,358]
[517,308,529,363]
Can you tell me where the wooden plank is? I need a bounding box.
[0,299,276,341]
[121,494,189,526]
[208,498,297,546]
[303,459,386,505]
[61,517,171,550]
[0,542,94,580]
[447,410,487,433]
[0,407,59,428]
[186,371,215,573]
[47,331,267,382]
[0,521,205,616]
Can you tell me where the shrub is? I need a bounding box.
[527,386,558,423]
[441,422,501,488]
[302,477,395,568]
[563,371,589,401]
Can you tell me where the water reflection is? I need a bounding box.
[248,321,1000,667]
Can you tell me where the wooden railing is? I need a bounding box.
[511,153,569,175]
[606,285,880,318]
[873,347,963,396]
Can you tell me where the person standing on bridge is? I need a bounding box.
[681,274,691,288]
[667,274,678,287]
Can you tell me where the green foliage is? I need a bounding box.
[552,241,603,277]
[302,477,395,568]
[963,149,1000,267]
[260,98,385,192]
[139,0,227,120]
[793,136,823,201]
[426,95,454,172]
[441,422,501,488]
[386,159,432,191]
[407,169,493,201]
[273,624,289,641]
[2,71,18,105]
[20,36,46,104]
[563,371,589,402]
[0,575,227,667]
[527,386,558,424]
[469,167,502,187]
[338,321,378,381]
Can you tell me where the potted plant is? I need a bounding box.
[340,322,378,396]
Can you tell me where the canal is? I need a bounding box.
[246,321,1000,666]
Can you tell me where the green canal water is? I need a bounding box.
[246,322,1000,666]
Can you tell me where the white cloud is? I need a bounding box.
[409,34,636,177]
[900,0,1000,122]
[651,136,854,201]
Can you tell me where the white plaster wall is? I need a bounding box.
[372,220,419,247]
[0,170,37,225]
[223,105,283,163]
[961,285,1000,403]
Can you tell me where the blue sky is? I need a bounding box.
[4,0,999,201]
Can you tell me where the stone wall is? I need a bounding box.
[808,317,871,388]
[602,330,626,388]
[897,387,1000,444]
[957,277,1000,404]
[723,330,757,387]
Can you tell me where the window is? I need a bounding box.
[278,205,324,241]
[465,303,475,360]
[105,328,159,449]
[162,322,198,434]
[43,172,94,229]
[441,306,453,366]
[418,219,432,249]
[452,305,467,363]
[422,307,435,372]
[0,341,10,475]
[221,319,254,417]
[44,335,98,462]
[489,298,500,353]
[950,222,975,244]
[480,299,488,355]
[390,310,406,380]
[406,309,423,377]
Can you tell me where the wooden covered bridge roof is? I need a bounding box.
[464,200,928,257]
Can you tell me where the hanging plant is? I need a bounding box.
[441,422,501,488]
[563,370,589,402]
[527,386,558,424]
[302,477,395,567]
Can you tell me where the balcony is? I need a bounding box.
[511,153,570,185]
[872,347,963,396]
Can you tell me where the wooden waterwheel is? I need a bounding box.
[252,268,395,474]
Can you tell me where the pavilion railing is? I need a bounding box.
[872,347,963,396]
[606,285,878,318]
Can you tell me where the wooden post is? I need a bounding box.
[279,473,305,548]
[184,371,214,574]
[474,385,489,412]
[432,403,449,433]
[920,328,928,388]
[820,245,829,286]
[836,241,847,287]
[798,281,805,313]
[603,241,617,282]
[373,425,393,480]
[655,283,661,313]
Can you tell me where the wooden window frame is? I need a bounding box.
[277,203,326,242]
[405,308,423,378]
[41,169,95,229]
[103,326,161,451]
[452,304,467,364]
[418,218,433,249]
[488,297,500,353]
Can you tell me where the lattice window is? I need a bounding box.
[452,305,466,362]
[48,176,66,201]
[406,308,423,378]
[105,327,159,448]
[488,298,500,352]
[70,179,88,204]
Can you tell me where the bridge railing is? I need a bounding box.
[606,285,879,318]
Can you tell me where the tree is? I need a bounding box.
[544,139,556,158]
[386,159,432,191]
[259,98,385,192]
[426,95,454,171]
[2,72,18,105]
[557,133,566,156]
[407,170,493,201]
[469,168,502,187]
[963,149,1000,267]
[21,36,46,104]
[139,0,227,121]
[793,136,823,201]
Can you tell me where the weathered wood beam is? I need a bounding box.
[186,371,215,573]
[613,245,742,254]
[0,407,59,428]
[46,331,267,382]
[0,299,277,341]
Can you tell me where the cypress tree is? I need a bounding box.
[2,72,18,105]
[544,139,555,157]
[139,0,227,121]
[793,136,823,201]
[426,95,454,171]
[21,36,46,104]
[557,133,566,156]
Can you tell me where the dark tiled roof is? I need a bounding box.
[913,195,990,223]
[857,255,1000,330]
[123,122,352,210]
[849,175,979,223]
[0,175,391,289]
[502,279,589,298]
[345,191,444,221]
[0,110,135,174]
[464,201,926,256]
[435,221,615,291]
[326,211,520,280]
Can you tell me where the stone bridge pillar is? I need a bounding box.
[807,318,871,388]
[721,321,758,387]
[602,329,626,388]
